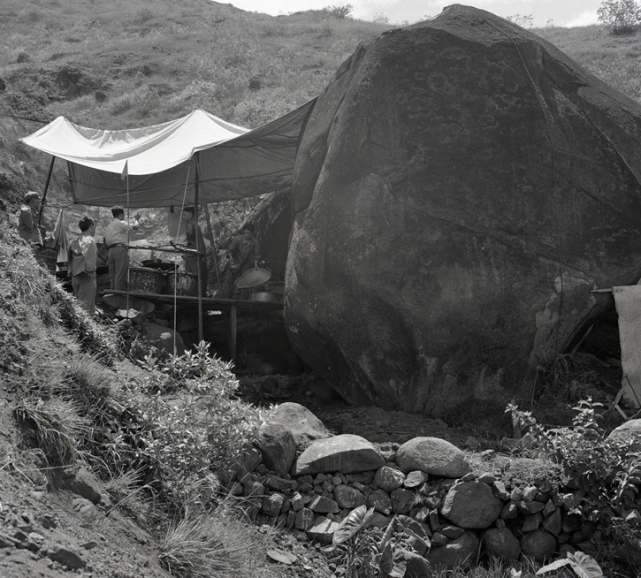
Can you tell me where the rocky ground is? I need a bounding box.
[0,350,506,578]
[0,316,629,578]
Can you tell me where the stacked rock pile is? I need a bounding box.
[221,403,639,570]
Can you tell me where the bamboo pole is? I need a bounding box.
[37,156,56,226]
[194,156,204,344]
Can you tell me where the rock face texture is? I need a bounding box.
[285,5,641,416]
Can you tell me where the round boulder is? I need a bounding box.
[427,530,479,569]
[257,423,297,477]
[396,437,469,478]
[440,481,503,529]
[520,530,557,561]
[482,527,521,560]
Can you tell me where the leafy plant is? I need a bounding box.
[507,14,534,28]
[133,343,262,508]
[327,507,429,578]
[597,0,641,34]
[507,397,641,565]
[537,551,603,578]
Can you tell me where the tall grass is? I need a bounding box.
[158,501,278,578]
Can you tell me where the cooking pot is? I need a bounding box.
[129,267,165,294]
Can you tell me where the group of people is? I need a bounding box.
[13,191,262,314]
[66,206,142,314]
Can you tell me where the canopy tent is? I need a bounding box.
[21,100,316,347]
[20,99,316,208]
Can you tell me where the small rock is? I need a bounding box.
[374,466,406,492]
[464,436,480,450]
[295,508,314,531]
[404,471,429,488]
[441,525,465,539]
[334,485,365,509]
[307,516,338,544]
[309,495,339,514]
[476,472,494,485]
[47,546,87,570]
[80,541,98,550]
[390,487,414,515]
[366,488,393,515]
[520,530,557,561]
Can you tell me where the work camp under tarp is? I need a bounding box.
[20,99,316,207]
[20,100,316,352]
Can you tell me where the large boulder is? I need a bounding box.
[285,5,641,417]
[294,434,385,475]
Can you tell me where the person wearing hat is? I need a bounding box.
[104,205,141,291]
[68,216,97,314]
[17,191,44,247]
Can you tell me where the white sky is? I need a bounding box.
[225,0,600,28]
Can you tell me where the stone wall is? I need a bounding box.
[219,403,629,571]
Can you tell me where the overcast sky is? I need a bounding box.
[226,0,600,28]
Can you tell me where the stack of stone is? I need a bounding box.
[220,403,641,570]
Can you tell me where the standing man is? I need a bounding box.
[223,223,260,298]
[68,216,97,314]
[181,206,208,295]
[17,191,44,248]
[104,206,141,291]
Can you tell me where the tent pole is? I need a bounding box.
[194,155,204,344]
[37,156,56,226]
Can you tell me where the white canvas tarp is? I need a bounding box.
[21,99,316,208]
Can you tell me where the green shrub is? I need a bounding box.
[507,399,641,526]
[134,343,263,507]
[13,398,90,466]
[323,4,353,19]
[597,0,641,34]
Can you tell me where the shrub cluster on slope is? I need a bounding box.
[0,222,291,578]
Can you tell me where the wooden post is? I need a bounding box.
[194,155,204,344]
[229,304,237,363]
[200,177,224,295]
[37,156,56,226]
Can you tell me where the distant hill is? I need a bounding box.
[1,0,640,230]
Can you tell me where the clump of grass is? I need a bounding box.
[158,502,277,578]
[13,397,90,466]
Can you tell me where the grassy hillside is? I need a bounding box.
[2,2,641,220]
[0,0,390,233]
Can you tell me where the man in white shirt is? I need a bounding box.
[104,206,141,291]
